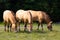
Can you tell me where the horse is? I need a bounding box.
[28,10,52,31]
[3,10,17,32]
[16,10,32,32]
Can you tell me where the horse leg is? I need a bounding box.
[37,22,40,30]
[4,21,7,32]
[7,24,9,32]
[39,19,43,31]
[24,22,27,31]
[40,23,43,31]
[4,23,6,31]
[17,22,20,32]
[10,24,12,32]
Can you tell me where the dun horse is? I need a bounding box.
[28,10,52,31]
[3,10,17,32]
[16,10,32,32]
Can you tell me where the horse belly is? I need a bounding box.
[32,16,38,21]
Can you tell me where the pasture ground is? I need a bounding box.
[0,22,60,40]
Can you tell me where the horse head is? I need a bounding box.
[12,23,17,32]
[47,21,53,31]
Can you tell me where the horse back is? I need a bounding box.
[3,10,16,24]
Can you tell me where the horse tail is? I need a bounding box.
[28,11,32,24]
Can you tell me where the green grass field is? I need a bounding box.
[0,23,60,40]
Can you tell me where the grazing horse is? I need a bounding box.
[28,10,52,31]
[3,10,17,32]
[16,10,32,32]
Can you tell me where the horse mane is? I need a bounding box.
[42,11,52,24]
[9,10,17,24]
[11,10,17,21]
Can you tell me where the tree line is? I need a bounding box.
[0,0,60,22]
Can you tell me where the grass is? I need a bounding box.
[0,23,60,40]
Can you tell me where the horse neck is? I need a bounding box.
[10,16,16,24]
[44,13,51,24]
[45,18,51,25]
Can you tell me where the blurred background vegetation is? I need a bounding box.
[0,0,60,22]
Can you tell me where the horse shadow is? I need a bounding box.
[32,30,48,34]
[17,29,48,34]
